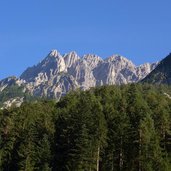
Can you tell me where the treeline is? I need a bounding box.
[0,84,171,171]
[0,84,41,108]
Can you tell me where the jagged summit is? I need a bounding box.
[83,54,102,61]
[49,49,59,57]
[106,54,127,61]
[107,54,133,63]
[18,50,158,97]
[63,51,80,68]
[68,51,78,56]
[0,50,158,100]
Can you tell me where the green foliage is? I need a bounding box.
[0,84,24,98]
[0,84,42,108]
[0,84,171,170]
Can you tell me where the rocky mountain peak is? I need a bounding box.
[83,54,103,69]
[0,50,159,101]
[20,50,66,82]
[135,62,158,81]
[68,51,78,56]
[105,55,132,63]
[83,54,102,61]
[49,49,59,57]
[64,51,80,68]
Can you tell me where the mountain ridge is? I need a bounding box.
[0,49,158,107]
[142,53,171,84]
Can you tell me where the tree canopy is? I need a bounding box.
[0,84,171,171]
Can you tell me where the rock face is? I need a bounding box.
[1,50,158,100]
[0,76,25,92]
[142,53,171,84]
[1,97,24,109]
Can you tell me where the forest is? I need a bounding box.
[0,84,171,171]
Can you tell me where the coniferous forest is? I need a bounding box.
[0,84,171,171]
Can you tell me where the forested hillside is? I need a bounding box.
[0,84,171,171]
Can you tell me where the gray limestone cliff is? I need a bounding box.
[0,50,158,101]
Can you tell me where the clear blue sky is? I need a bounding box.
[1,0,171,79]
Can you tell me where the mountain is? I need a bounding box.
[142,53,171,84]
[0,50,158,107]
